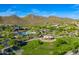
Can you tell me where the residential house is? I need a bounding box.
[43,34,54,40]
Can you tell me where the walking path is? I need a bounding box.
[27,38,56,42]
[15,49,23,55]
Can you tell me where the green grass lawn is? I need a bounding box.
[22,40,54,55]
[22,36,79,55]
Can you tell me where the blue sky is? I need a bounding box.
[0,4,79,19]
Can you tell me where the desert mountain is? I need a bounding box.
[0,14,78,25]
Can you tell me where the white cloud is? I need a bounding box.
[66,4,79,19]
[0,6,20,16]
[0,9,16,16]
[28,9,56,17]
[27,5,79,19]
[72,4,79,9]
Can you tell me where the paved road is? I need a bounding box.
[1,47,11,53]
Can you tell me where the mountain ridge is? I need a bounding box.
[0,14,78,25]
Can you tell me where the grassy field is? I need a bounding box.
[22,36,79,55]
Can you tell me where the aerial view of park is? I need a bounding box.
[0,4,79,55]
